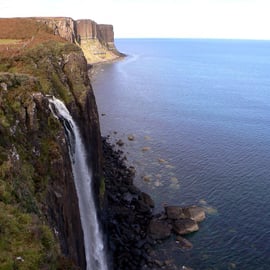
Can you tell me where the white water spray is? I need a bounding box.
[48,97,108,270]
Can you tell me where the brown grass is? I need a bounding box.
[0,18,52,39]
[0,18,66,57]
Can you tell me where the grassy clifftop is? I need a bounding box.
[0,18,64,56]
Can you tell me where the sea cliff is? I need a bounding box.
[36,17,124,63]
[0,17,103,269]
[0,17,204,270]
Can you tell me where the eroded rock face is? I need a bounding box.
[76,20,114,43]
[76,19,98,40]
[36,17,76,43]
[37,17,122,63]
[98,24,114,45]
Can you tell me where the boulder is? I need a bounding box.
[165,205,206,222]
[136,199,151,214]
[128,135,135,141]
[173,219,199,235]
[165,206,186,219]
[184,206,206,222]
[140,192,155,208]
[148,219,172,240]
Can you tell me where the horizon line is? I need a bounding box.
[114,37,270,42]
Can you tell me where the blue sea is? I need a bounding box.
[92,39,270,270]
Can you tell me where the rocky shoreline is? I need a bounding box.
[102,137,206,270]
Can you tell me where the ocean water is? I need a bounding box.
[92,39,270,270]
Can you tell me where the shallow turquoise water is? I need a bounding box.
[92,39,270,269]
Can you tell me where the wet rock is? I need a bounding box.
[176,236,193,250]
[182,266,193,270]
[154,180,162,187]
[184,206,206,222]
[170,177,178,183]
[153,259,164,267]
[143,175,151,182]
[128,185,140,195]
[140,192,155,208]
[142,146,151,152]
[203,205,218,215]
[173,219,199,235]
[116,139,124,146]
[165,206,186,219]
[122,192,135,203]
[158,158,166,164]
[129,166,136,176]
[165,205,206,222]
[135,199,152,214]
[148,218,172,240]
[128,135,135,141]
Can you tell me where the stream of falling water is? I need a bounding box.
[49,96,108,270]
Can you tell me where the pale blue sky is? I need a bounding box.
[1,0,270,39]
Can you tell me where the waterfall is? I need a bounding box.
[48,97,108,270]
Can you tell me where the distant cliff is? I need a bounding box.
[36,17,124,64]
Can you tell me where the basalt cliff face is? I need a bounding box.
[0,18,102,269]
[36,17,123,64]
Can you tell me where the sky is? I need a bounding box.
[1,0,270,40]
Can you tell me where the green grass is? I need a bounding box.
[0,202,58,270]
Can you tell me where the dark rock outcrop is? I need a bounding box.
[102,138,154,269]
[148,206,205,240]
[148,219,172,240]
[102,138,206,269]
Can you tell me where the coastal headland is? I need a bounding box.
[0,17,204,269]
[0,17,123,64]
